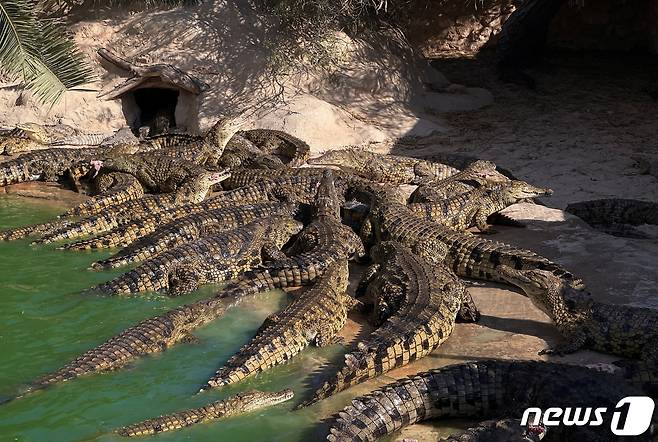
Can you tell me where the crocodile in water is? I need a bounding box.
[116,389,294,437]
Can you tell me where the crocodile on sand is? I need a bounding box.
[496,265,658,362]
[357,183,582,288]
[408,180,552,233]
[92,216,303,296]
[257,169,365,288]
[565,198,658,239]
[303,241,478,406]
[408,159,510,203]
[116,389,294,437]
[90,152,209,194]
[201,260,354,390]
[307,149,460,185]
[324,360,651,441]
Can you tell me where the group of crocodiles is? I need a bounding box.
[1,119,656,441]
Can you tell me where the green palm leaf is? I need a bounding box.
[1,0,92,104]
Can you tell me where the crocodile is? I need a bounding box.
[201,260,354,390]
[408,160,510,203]
[26,170,229,245]
[7,293,246,401]
[357,184,581,288]
[60,173,325,251]
[496,265,658,362]
[441,419,547,442]
[0,147,107,187]
[142,116,245,166]
[303,241,478,406]
[408,180,552,233]
[91,201,297,269]
[324,360,651,441]
[58,172,146,218]
[91,216,303,296]
[6,266,321,402]
[219,166,352,191]
[1,123,78,154]
[565,198,658,239]
[220,134,286,169]
[307,149,460,185]
[116,389,294,437]
[238,128,311,167]
[90,152,209,193]
[257,170,365,288]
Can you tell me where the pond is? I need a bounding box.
[0,195,351,441]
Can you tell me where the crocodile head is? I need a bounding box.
[308,149,368,170]
[206,115,247,148]
[16,123,49,144]
[496,265,592,321]
[268,216,304,247]
[234,389,294,412]
[174,169,231,205]
[465,160,510,184]
[501,180,553,203]
[314,169,342,218]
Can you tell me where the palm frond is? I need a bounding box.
[26,16,94,103]
[0,0,93,104]
[0,0,41,79]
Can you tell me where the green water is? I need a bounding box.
[0,196,349,442]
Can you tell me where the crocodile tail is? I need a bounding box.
[34,215,118,245]
[116,412,205,437]
[301,350,373,407]
[0,220,64,241]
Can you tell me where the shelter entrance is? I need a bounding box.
[132,88,179,135]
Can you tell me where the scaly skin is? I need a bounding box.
[441,419,547,442]
[408,181,552,232]
[116,389,294,437]
[152,117,245,166]
[9,295,246,401]
[238,128,311,167]
[304,242,476,406]
[59,172,146,218]
[8,268,308,402]
[91,201,296,269]
[409,160,510,203]
[496,265,658,362]
[307,149,460,185]
[24,171,229,244]
[259,170,365,288]
[220,134,285,169]
[92,153,208,193]
[220,166,352,191]
[325,360,650,442]
[92,217,303,296]
[566,198,658,239]
[361,186,581,287]
[60,174,324,250]
[202,261,353,390]
[0,147,104,186]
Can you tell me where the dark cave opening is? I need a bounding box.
[132,88,179,136]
